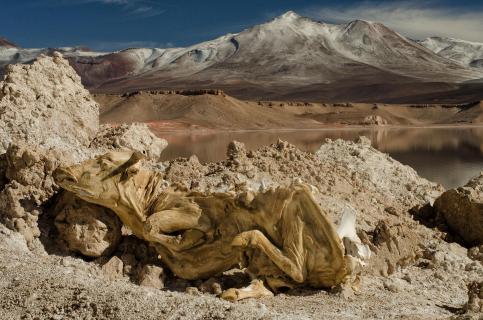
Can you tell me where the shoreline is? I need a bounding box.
[145,122,483,135]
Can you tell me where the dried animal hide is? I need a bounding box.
[54,150,369,300]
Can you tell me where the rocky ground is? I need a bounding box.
[0,222,480,320]
[0,54,481,319]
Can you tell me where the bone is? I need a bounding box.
[337,207,372,263]
[220,280,274,301]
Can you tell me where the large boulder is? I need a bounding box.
[434,173,483,246]
[0,52,99,160]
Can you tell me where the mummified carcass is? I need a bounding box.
[53,150,369,301]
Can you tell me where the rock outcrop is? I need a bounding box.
[137,264,165,289]
[91,123,168,160]
[121,89,226,98]
[0,53,99,159]
[362,115,388,125]
[0,54,168,246]
[167,137,442,212]
[464,281,482,314]
[0,144,63,245]
[434,173,483,246]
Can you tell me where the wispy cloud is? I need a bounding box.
[127,5,165,19]
[97,0,130,4]
[89,40,174,51]
[310,1,483,42]
[50,0,165,19]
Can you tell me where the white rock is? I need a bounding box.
[0,53,99,162]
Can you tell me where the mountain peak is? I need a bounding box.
[276,10,301,21]
[345,19,375,29]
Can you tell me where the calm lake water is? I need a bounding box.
[155,127,483,189]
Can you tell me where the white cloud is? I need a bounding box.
[311,1,483,42]
[128,5,165,18]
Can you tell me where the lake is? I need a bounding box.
[155,127,483,189]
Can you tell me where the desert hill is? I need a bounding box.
[447,101,483,124]
[94,91,483,130]
[96,90,320,130]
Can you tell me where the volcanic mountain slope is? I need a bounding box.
[0,41,106,77]
[86,12,483,94]
[2,11,483,102]
[421,37,483,68]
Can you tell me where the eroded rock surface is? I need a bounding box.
[0,54,167,246]
[54,192,122,257]
[464,281,483,314]
[91,123,168,160]
[0,143,63,245]
[362,115,388,125]
[102,256,124,280]
[0,53,98,159]
[434,173,483,246]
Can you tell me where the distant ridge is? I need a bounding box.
[0,37,17,48]
[2,11,483,103]
[420,37,483,68]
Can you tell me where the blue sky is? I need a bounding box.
[1,0,483,51]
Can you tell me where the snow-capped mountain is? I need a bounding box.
[0,41,106,77]
[2,12,483,101]
[73,11,483,92]
[420,37,483,68]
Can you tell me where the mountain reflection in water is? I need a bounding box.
[156,127,483,189]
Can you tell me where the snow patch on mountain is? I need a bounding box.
[0,47,107,72]
[2,11,483,85]
[420,37,483,68]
